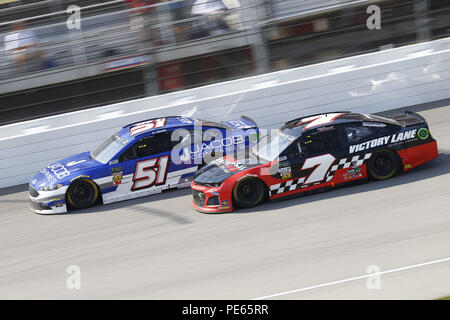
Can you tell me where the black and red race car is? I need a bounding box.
[191,111,438,213]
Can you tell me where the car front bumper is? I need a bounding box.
[28,184,68,214]
[190,181,233,213]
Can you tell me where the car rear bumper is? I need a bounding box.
[398,140,438,171]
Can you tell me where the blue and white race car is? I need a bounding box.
[29,116,258,214]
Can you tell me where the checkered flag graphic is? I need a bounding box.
[269,153,372,196]
[325,153,372,182]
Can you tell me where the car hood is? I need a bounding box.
[30,152,102,189]
[193,154,262,185]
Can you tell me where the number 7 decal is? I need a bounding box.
[132,156,169,191]
[301,154,336,184]
[298,113,344,130]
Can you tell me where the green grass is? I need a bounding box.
[439,296,450,300]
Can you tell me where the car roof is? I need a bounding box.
[117,116,230,140]
[282,111,400,131]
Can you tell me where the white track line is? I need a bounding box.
[252,257,450,300]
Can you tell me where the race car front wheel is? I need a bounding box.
[233,177,266,208]
[367,150,400,180]
[67,179,99,210]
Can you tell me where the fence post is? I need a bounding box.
[414,0,431,42]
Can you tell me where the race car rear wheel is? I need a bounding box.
[367,150,400,180]
[66,179,99,210]
[233,177,266,208]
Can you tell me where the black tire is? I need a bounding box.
[232,177,266,208]
[66,179,99,210]
[367,150,400,180]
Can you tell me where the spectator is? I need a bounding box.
[190,0,230,38]
[125,0,159,47]
[222,0,242,31]
[166,0,191,43]
[4,21,43,72]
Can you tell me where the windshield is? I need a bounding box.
[91,134,129,164]
[251,129,297,162]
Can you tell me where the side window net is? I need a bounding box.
[118,132,172,162]
[300,128,341,155]
[345,126,376,144]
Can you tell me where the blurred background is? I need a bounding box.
[0,0,449,125]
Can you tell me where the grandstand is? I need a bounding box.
[0,0,449,124]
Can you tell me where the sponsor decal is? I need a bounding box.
[404,164,412,169]
[197,192,205,200]
[390,129,418,143]
[344,166,362,180]
[417,128,430,140]
[192,135,245,157]
[278,166,292,179]
[48,163,71,180]
[348,167,361,174]
[111,167,123,174]
[66,160,86,167]
[111,167,124,186]
[362,122,386,127]
[40,168,57,184]
[218,200,231,210]
[152,129,167,134]
[349,129,417,153]
[48,197,64,208]
[112,172,123,186]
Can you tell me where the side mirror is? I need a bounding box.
[109,159,119,165]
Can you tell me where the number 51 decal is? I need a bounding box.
[132,156,169,191]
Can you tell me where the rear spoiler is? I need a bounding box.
[240,115,258,129]
[388,111,426,127]
[405,111,426,124]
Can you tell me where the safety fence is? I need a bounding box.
[0,0,449,125]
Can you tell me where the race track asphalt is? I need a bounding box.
[0,103,449,299]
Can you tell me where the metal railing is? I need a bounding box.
[0,0,449,125]
[0,0,267,79]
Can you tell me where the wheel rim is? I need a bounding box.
[374,155,392,171]
[73,184,90,201]
[69,181,96,207]
[369,152,398,179]
[237,180,262,205]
